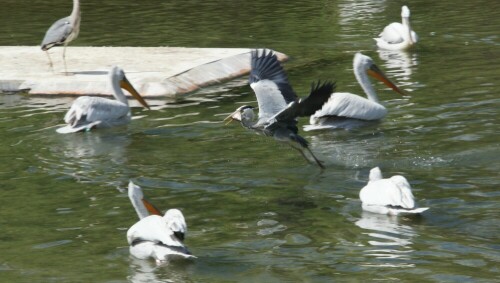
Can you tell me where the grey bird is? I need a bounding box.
[41,0,81,74]
[225,49,336,168]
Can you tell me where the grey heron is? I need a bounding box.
[127,181,195,263]
[308,53,404,130]
[224,49,335,168]
[41,0,81,74]
[359,167,429,215]
[374,6,419,50]
[56,66,150,134]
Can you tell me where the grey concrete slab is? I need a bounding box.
[0,46,287,98]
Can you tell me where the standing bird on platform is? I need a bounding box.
[308,53,404,130]
[224,49,335,169]
[56,66,150,134]
[41,0,81,74]
[374,6,418,50]
[126,181,195,263]
[359,167,429,215]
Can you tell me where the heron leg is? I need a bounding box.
[289,142,325,169]
[45,51,54,73]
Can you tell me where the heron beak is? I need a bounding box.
[120,76,151,109]
[367,64,405,95]
[141,198,163,216]
[223,110,241,125]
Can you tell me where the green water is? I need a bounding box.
[1,0,499,282]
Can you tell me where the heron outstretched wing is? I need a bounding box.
[270,80,335,124]
[249,49,297,120]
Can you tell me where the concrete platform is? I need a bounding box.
[0,46,287,98]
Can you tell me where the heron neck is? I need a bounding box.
[240,117,255,129]
[353,63,379,103]
[70,0,81,25]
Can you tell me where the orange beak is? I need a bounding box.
[367,64,405,95]
[141,198,163,216]
[120,76,151,109]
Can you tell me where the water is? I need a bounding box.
[1,0,499,282]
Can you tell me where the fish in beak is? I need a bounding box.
[120,76,151,109]
[367,64,405,95]
[223,109,243,125]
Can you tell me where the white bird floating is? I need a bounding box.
[126,181,195,263]
[307,53,404,130]
[359,167,429,215]
[56,66,150,134]
[374,5,419,51]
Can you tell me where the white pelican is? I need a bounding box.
[359,167,429,215]
[308,53,404,129]
[224,49,335,168]
[41,0,81,74]
[374,5,418,51]
[127,181,195,263]
[56,66,150,134]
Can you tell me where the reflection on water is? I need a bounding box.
[355,212,417,267]
[128,257,194,283]
[376,50,419,89]
[59,132,130,160]
[338,0,386,30]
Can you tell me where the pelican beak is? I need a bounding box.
[223,110,241,125]
[367,64,405,95]
[120,76,151,109]
[141,198,163,216]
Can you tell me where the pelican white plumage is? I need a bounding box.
[307,53,404,130]
[359,167,429,215]
[56,66,150,134]
[374,6,418,51]
[127,181,195,263]
[224,49,335,168]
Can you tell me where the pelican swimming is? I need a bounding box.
[56,66,150,134]
[374,5,418,51]
[224,49,335,168]
[41,0,81,74]
[127,181,195,263]
[359,167,429,215]
[308,53,404,129]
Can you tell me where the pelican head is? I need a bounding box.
[110,66,150,110]
[223,105,255,125]
[164,209,187,241]
[128,181,163,218]
[401,5,410,18]
[369,167,383,182]
[354,53,405,95]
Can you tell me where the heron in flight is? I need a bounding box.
[224,49,335,168]
[359,167,429,215]
[127,181,195,263]
[374,6,418,50]
[56,66,150,134]
[41,0,81,74]
[307,53,404,130]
